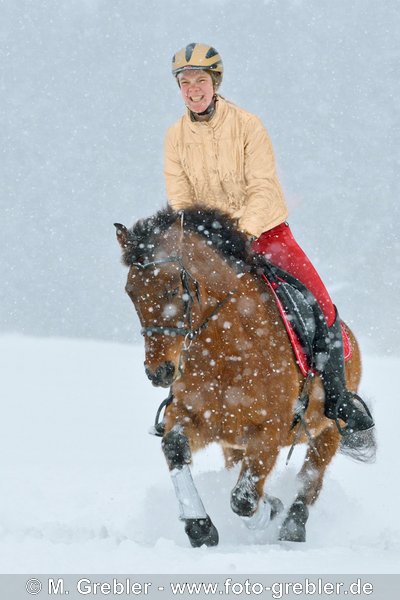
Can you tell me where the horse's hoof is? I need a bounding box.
[184,515,219,547]
[231,484,258,517]
[278,499,309,543]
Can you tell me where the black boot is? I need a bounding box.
[319,310,376,460]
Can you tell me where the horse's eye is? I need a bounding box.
[164,287,180,300]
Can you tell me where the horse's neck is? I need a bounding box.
[188,238,243,294]
[185,236,267,322]
[160,226,266,316]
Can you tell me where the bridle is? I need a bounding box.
[132,253,236,433]
[131,255,236,351]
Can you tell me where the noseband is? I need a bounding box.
[131,255,236,349]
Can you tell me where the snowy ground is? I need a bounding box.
[0,335,399,574]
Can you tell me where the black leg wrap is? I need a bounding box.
[279,498,309,543]
[162,429,191,470]
[184,515,219,548]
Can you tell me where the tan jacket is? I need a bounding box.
[164,97,288,237]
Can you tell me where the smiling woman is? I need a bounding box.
[172,42,223,119]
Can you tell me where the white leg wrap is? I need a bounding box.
[170,465,207,520]
[241,496,272,530]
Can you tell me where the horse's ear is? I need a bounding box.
[114,223,130,249]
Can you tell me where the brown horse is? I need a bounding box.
[115,207,362,547]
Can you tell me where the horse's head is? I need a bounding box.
[115,219,202,387]
[115,207,253,388]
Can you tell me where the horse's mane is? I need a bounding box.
[121,206,253,269]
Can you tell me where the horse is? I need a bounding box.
[115,206,363,547]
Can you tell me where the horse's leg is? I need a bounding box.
[230,439,283,524]
[162,426,219,548]
[222,446,244,469]
[224,446,283,529]
[279,424,340,542]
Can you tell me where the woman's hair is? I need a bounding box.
[209,71,222,91]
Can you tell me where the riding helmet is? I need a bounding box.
[171,43,223,86]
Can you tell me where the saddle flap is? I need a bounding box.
[261,265,351,376]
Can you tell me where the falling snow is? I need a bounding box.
[1,0,398,577]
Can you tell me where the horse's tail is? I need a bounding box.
[339,426,377,463]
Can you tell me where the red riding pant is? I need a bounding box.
[252,222,336,327]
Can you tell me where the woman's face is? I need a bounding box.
[178,69,214,113]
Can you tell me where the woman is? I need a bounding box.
[164,42,374,450]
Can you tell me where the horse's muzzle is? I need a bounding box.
[145,361,177,388]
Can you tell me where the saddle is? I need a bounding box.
[260,263,352,376]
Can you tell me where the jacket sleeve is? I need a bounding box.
[239,116,288,237]
[164,126,195,211]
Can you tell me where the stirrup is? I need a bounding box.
[334,392,375,437]
[333,394,376,463]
